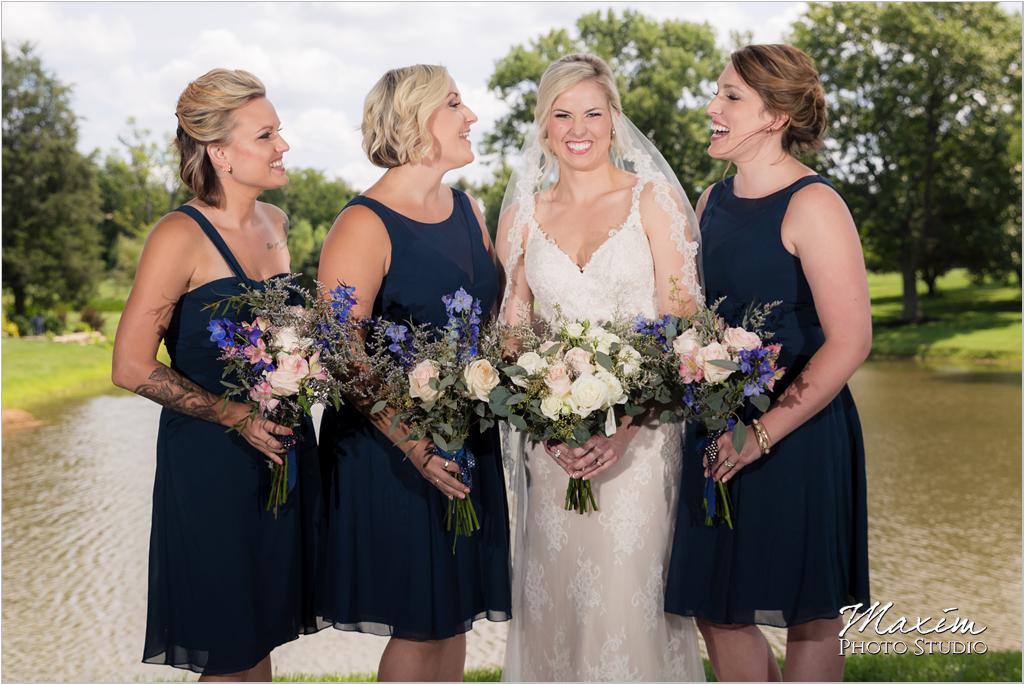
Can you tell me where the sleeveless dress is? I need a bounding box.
[664,175,871,627]
[143,205,322,674]
[316,188,512,640]
[502,179,704,681]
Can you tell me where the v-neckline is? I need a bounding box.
[529,179,644,274]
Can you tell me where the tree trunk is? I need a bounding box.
[11,283,27,316]
[900,239,921,323]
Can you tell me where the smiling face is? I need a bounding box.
[706,63,780,161]
[426,78,478,170]
[544,78,615,173]
[213,96,290,191]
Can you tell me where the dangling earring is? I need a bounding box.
[223,164,232,174]
[611,127,616,138]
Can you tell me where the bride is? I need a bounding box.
[497,53,705,681]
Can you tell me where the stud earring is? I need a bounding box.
[611,127,617,137]
[223,165,232,174]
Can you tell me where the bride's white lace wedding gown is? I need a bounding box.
[500,178,705,682]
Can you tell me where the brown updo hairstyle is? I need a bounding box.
[730,44,827,155]
[174,68,266,207]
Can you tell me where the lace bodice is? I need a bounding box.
[524,180,658,324]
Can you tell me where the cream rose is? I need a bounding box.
[463,359,500,401]
[511,350,548,388]
[672,327,701,358]
[408,359,442,403]
[696,342,735,383]
[540,394,567,420]
[723,326,762,352]
[564,347,595,375]
[568,374,610,417]
[617,344,643,377]
[543,361,573,397]
[586,326,621,354]
[594,370,626,407]
[267,352,309,396]
[274,326,302,353]
[563,322,585,338]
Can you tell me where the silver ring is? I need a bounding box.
[724,461,735,469]
[434,477,440,484]
[554,448,562,460]
[443,459,450,471]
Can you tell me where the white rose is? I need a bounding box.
[617,344,643,377]
[563,347,595,375]
[463,359,500,401]
[266,352,309,397]
[586,326,621,354]
[594,370,626,407]
[696,342,735,383]
[408,359,442,403]
[511,351,548,388]
[540,394,567,420]
[567,374,610,418]
[543,361,573,397]
[563,322,585,338]
[672,327,701,358]
[723,326,762,352]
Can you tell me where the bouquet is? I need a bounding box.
[207,276,359,515]
[637,300,785,528]
[363,287,504,549]
[489,313,654,514]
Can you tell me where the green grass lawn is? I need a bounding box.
[273,651,1021,682]
[868,270,1021,366]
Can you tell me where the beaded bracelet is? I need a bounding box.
[751,418,772,455]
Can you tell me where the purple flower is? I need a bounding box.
[682,385,696,408]
[208,318,239,350]
[443,287,474,315]
[726,417,737,431]
[330,284,358,324]
[744,382,762,397]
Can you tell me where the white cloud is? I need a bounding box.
[2,1,804,188]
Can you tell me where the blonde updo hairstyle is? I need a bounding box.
[730,44,827,155]
[534,53,625,178]
[362,64,452,168]
[174,68,266,208]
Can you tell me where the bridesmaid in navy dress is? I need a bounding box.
[316,65,511,681]
[112,69,320,680]
[664,45,870,681]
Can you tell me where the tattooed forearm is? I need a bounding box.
[134,365,226,424]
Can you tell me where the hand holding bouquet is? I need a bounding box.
[489,314,653,514]
[207,276,359,515]
[639,300,784,528]
[364,288,504,549]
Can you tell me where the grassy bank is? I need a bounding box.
[868,270,1020,366]
[2,270,1019,414]
[273,651,1022,682]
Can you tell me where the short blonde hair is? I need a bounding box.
[534,54,624,175]
[174,68,266,207]
[362,64,451,168]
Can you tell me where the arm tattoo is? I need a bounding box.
[134,365,225,424]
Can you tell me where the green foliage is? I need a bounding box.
[791,3,1021,319]
[2,42,104,315]
[485,9,725,200]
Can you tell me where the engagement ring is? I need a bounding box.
[724,461,735,469]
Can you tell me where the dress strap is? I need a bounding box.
[175,205,251,282]
[784,174,832,196]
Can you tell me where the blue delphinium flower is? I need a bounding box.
[442,288,482,362]
[330,284,358,325]
[726,417,737,431]
[744,381,762,397]
[384,322,415,367]
[633,314,675,352]
[208,318,239,350]
[682,384,696,408]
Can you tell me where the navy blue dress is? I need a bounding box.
[664,175,870,627]
[143,205,322,674]
[317,188,512,639]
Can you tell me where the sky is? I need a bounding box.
[0,1,924,189]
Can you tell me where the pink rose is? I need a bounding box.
[544,361,572,397]
[563,347,594,376]
[723,327,762,352]
[248,380,280,412]
[267,352,310,396]
[696,342,734,383]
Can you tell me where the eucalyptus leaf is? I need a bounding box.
[708,359,741,371]
[660,410,676,424]
[508,414,528,431]
[625,404,646,416]
[573,425,590,444]
[370,399,388,414]
[595,351,614,371]
[505,392,528,406]
[502,364,526,377]
[705,417,727,430]
[751,394,770,412]
[732,422,747,452]
[432,432,450,452]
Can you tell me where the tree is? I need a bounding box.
[2,43,104,315]
[99,120,179,282]
[261,168,357,283]
[485,9,725,201]
[792,3,1021,320]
